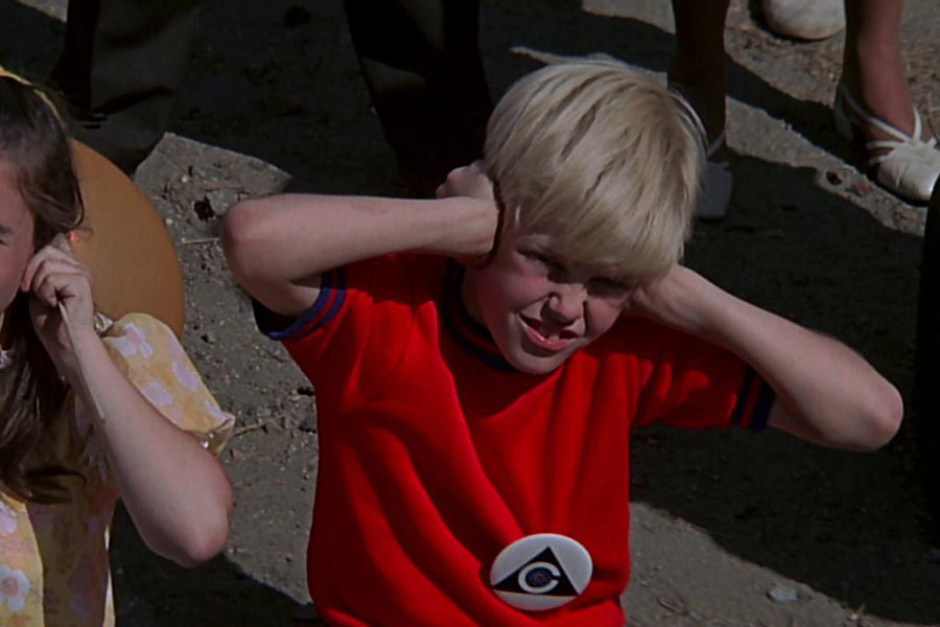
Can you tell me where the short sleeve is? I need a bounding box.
[253,254,442,401]
[631,325,775,432]
[101,313,235,455]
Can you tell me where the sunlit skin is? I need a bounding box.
[0,161,36,348]
[0,155,234,568]
[462,226,635,374]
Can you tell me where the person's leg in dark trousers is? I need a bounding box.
[345,0,492,197]
[51,0,201,173]
[917,183,940,541]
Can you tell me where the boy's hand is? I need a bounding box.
[435,161,502,265]
[22,234,99,385]
[435,160,495,203]
[622,265,710,334]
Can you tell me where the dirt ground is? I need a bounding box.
[2,0,940,625]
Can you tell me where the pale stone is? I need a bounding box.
[762,0,846,41]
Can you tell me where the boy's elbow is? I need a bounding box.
[857,381,904,451]
[222,200,265,283]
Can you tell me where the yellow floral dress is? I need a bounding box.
[0,313,234,627]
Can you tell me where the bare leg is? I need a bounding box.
[842,0,926,142]
[668,0,732,149]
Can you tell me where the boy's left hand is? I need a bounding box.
[622,265,710,334]
[22,235,98,383]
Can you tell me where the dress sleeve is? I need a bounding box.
[632,324,775,432]
[100,313,235,455]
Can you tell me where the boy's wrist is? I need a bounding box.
[416,197,499,260]
[635,266,727,336]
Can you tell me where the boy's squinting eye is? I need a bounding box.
[521,250,563,273]
[588,276,634,298]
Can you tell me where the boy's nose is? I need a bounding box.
[545,283,587,325]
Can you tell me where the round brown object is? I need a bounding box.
[70,140,185,337]
[0,65,184,337]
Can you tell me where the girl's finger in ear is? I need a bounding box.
[32,270,89,309]
[24,257,81,293]
[21,247,76,291]
[31,271,64,308]
[20,247,49,292]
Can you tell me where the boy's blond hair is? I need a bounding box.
[485,58,705,278]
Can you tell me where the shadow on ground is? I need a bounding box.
[634,153,936,623]
[2,0,937,624]
[109,505,313,626]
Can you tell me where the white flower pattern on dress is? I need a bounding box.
[108,322,154,359]
[0,566,30,613]
[172,359,201,391]
[0,313,233,626]
[204,400,234,427]
[141,381,174,408]
[0,501,16,536]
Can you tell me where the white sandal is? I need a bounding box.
[698,131,733,221]
[834,81,940,204]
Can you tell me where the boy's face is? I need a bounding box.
[463,225,634,374]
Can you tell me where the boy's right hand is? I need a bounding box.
[435,161,502,265]
[435,160,495,203]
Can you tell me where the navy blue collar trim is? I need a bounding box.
[442,261,515,372]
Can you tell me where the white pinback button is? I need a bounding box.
[490,533,592,611]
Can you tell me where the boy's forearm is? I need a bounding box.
[652,268,902,450]
[223,194,495,314]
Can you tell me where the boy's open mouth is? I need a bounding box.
[520,315,578,352]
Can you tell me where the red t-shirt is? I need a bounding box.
[258,254,772,626]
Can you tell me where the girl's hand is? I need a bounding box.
[21,235,97,384]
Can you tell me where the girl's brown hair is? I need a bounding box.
[0,76,85,503]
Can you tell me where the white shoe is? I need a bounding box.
[834,81,940,204]
[698,131,732,221]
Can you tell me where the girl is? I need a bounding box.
[0,76,234,625]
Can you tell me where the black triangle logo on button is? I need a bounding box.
[492,547,579,597]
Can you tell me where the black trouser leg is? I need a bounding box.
[51,0,201,173]
[345,0,492,196]
[917,183,940,540]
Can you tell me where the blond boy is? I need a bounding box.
[223,60,901,626]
